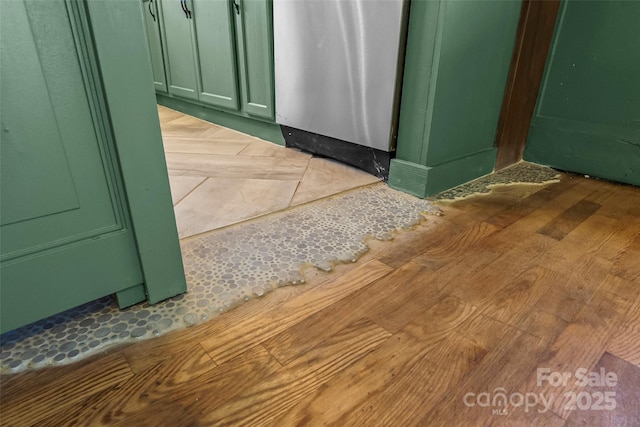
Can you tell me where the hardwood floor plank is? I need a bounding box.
[542,254,612,304]
[479,178,597,251]
[516,307,569,346]
[515,278,635,420]
[337,331,486,427]
[273,295,479,426]
[262,261,428,365]
[456,312,518,351]
[195,319,391,426]
[557,212,640,264]
[437,182,556,227]
[612,234,640,283]
[114,344,282,427]
[0,352,132,426]
[419,329,548,426]
[377,214,461,269]
[200,260,393,364]
[122,329,217,374]
[537,199,602,240]
[473,266,555,327]
[445,234,557,317]
[584,179,640,218]
[363,266,446,333]
[411,221,500,271]
[564,352,640,427]
[41,344,216,426]
[607,294,640,367]
[494,403,567,426]
[485,176,581,230]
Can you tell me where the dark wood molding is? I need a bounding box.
[495,0,561,170]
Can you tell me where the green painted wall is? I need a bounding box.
[389,0,521,197]
[524,0,640,186]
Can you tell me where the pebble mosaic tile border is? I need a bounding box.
[1,183,440,374]
[434,162,560,200]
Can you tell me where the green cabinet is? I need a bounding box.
[235,0,274,119]
[149,0,273,119]
[194,0,240,110]
[160,0,199,100]
[1,0,186,333]
[142,0,168,92]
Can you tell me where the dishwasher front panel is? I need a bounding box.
[274,0,406,152]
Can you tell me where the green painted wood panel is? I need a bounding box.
[193,0,240,110]
[235,0,274,119]
[0,0,143,333]
[160,0,199,100]
[142,0,168,92]
[524,0,640,186]
[87,0,188,305]
[389,0,521,197]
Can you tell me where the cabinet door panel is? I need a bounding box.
[160,0,198,100]
[193,0,239,110]
[0,0,143,332]
[235,0,274,119]
[142,0,168,92]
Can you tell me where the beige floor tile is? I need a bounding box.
[163,138,250,156]
[165,152,309,180]
[160,124,213,138]
[174,178,299,238]
[206,127,255,142]
[238,140,312,161]
[290,157,380,206]
[195,126,230,139]
[157,106,183,122]
[167,168,190,176]
[168,175,207,205]
[163,114,214,128]
[158,105,383,234]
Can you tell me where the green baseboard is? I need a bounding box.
[388,160,432,198]
[524,120,640,187]
[389,148,497,197]
[156,94,285,146]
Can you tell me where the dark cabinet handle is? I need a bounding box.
[148,0,156,21]
[180,0,188,19]
[183,0,192,19]
[233,0,240,15]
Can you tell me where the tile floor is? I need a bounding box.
[158,106,381,239]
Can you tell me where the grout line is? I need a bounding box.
[173,175,208,207]
[288,156,314,207]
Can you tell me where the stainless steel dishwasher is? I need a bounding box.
[273,0,409,178]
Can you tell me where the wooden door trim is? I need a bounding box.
[494,0,561,170]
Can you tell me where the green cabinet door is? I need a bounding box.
[160,0,199,100]
[0,0,144,332]
[235,0,275,119]
[193,0,240,110]
[142,0,168,93]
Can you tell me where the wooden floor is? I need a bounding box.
[2,173,639,426]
